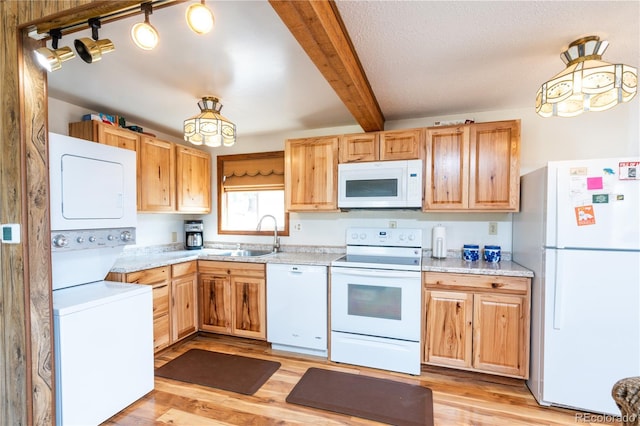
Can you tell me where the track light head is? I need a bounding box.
[131,3,159,50]
[75,18,115,63]
[186,0,214,35]
[34,28,76,72]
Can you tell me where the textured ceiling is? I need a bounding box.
[47,0,639,139]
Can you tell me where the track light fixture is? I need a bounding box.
[186,0,215,35]
[74,18,115,64]
[34,28,75,72]
[131,3,159,50]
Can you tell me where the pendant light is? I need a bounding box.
[186,0,215,35]
[131,3,159,50]
[536,35,638,117]
[74,18,115,63]
[184,96,236,147]
[34,29,75,72]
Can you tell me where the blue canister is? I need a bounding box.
[484,245,501,263]
[463,244,480,261]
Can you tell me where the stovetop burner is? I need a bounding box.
[331,227,423,271]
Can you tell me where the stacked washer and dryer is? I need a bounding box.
[49,133,153,425]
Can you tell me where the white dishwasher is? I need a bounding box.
[267,264,327,357]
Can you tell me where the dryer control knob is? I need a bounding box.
[120,231,133,241]
[52,234,68,248]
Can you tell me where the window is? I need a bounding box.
[217,151,289,236]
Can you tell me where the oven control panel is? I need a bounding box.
[50,227,136,251]
[345,227,422,247]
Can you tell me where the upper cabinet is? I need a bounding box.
[424,120,520,212]
[176,145,211,213]
[339,129,422,163]
[69,120,138,151]
[285,136,339,211]
[138,136,176,212]
[70,121,211,214]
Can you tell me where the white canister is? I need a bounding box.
[431,225,447,259]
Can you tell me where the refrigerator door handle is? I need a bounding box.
[553,250,565,330]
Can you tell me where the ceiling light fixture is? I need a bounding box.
[184,96,236,147]
[74,18,115,63]
[536,35,638,117]
[185,0,215,35]
[131,3,159,50]
[34,28,76,72]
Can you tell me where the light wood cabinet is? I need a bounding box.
[176,145,211,213]
[138,136,176,212]
[171,261,198,342]
[339,129,422,163]
[285,136,339,211]
[107,261,198,352]
[198,261,266,340]
[424,120,520,211]
[422,272,530,379]
[69,120,139,151]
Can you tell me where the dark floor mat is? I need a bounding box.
[286,367,434,426]
[155,349,280,395]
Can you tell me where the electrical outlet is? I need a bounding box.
[171,231,178,242]
[294,223,301,231]
[389,220,397,229]
[488,222,498,235]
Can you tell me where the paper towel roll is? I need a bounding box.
[432,225,447,259]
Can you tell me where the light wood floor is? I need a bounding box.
[104,333,621,425]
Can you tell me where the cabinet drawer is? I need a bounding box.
[125,266,170,284]
[172,261,197,278]
[152,283,169,318]
[198,260,265,278]
[423,272,529,294]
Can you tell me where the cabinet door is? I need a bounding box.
[138,136,176,212]
[199,274,232,334]
[468,120,520,211]
[231,275,266,340]
[473,293,527,377]
[176,145,211,213]
[424,126,469,210]
[379,129,421,161]
[97,124,139,151]
[339,133,378,163]
[285,136,338,211]
[171,274,198,341]
[424,290,473,368]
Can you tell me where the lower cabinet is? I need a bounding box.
[422,272,531,379]
[107,261,198,352]
[198,260,266,340]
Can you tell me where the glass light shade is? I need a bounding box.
[186,2,214,35]
[184,97,236,148]
[536,36,637,117]
[34,45,75,72]
[74,37,115,63]
[131,21,159,50]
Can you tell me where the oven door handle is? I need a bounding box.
[331,267,419,280]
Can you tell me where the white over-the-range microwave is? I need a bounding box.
[337,159,423,209]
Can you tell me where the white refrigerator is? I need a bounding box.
[512,157,640,415]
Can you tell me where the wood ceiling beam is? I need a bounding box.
[269,0,384,132]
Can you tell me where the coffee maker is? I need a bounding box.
[185,220,203,250]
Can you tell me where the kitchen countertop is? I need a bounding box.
[110,249,344,273]
[111,247,534,278]
[422,256,534,278]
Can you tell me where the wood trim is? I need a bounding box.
[2,2,161,424]
[269,0,384,132]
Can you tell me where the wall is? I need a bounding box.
[49,97,639,252]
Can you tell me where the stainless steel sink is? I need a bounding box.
[228,249,274,257]
[201,248,274,257]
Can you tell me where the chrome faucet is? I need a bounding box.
[257,214,279,253]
